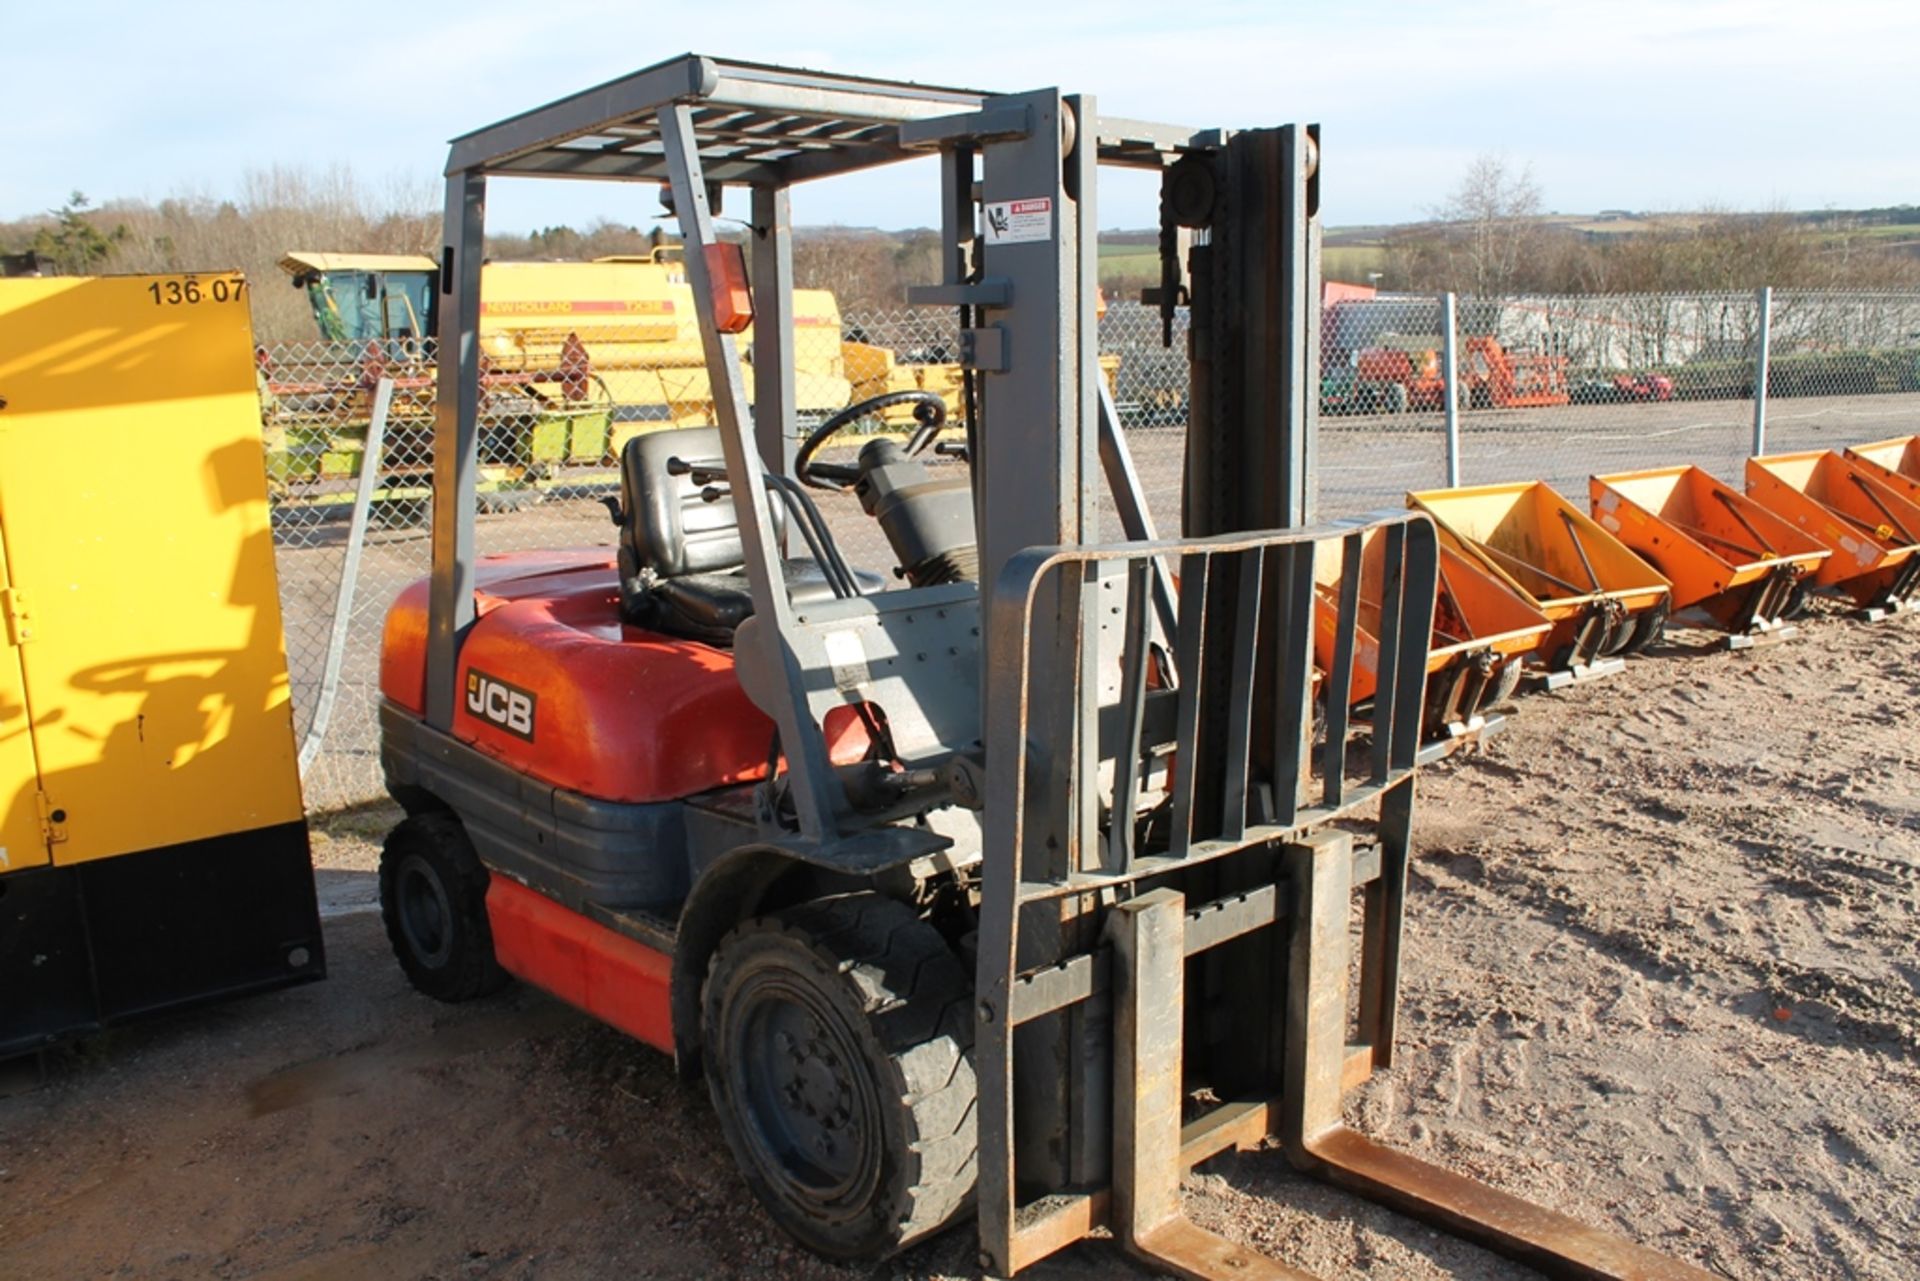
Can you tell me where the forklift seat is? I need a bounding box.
[615,427,874,645]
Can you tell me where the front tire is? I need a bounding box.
[702,893,976,1261]
[379,812,510,1003]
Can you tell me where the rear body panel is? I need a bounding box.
[380,549,867,806]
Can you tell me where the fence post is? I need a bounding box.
[1441,291,1461,487]
[1751,285,1772,456]
[297,376,393,779]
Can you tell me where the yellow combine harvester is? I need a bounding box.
[267,251,920,493]
[269,251,861,492]
[270,250,1096,481]
[280,249,860,423]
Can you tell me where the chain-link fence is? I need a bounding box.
[1432,289,1920,493]
[269,286,1920,810]
[1449,290,1765,494]
[1318,294,1453,514]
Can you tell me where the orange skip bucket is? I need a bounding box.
[1409,481,1670,683]
[1745,451,1920,616]
[1314,534,1549,744]
[1844,435,1920,513]
[1845,435,1920,489]
[1590,465,1829,643]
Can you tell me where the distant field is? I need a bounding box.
[1325,246,1388,281]
[1097,241,1388,285]
[1096,244,1158,283]
[1827,223,1920,243]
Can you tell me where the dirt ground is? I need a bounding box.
[3,599,1918,1280]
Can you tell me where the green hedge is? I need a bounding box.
[1598,349,1920,401]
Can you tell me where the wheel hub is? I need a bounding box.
[396,855,454,968]
[731,978,882,1206]
[776,1028,857,1155]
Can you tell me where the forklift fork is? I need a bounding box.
[980,516,1714,1281]
[1106,833,1716,1281]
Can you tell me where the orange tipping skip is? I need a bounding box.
[1314,531,1548,736]
[1409,481,1669,670]
[1590,465,1828,634]
[1844,435,1920,505]
[1744,451,1920,611]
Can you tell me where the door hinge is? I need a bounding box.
[35,790,67,847]
[2,588,30,646]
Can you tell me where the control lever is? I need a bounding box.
[666,455,729,485]
[933,440,971,462]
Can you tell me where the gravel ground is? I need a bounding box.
[2,596,1916,1279]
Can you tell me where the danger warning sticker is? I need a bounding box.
[985,197,1053,245]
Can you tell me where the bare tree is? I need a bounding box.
[1434,153,1543,297]
[793,228,942,311]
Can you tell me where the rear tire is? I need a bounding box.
[702,893,976,1261]
[379,812,510,1003]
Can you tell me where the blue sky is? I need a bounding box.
[6,1,1917,232]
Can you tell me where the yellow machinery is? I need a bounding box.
[0,274,322,1058]
[274,251,1117,474]
[468,254,857,430]
[270,251,860,488]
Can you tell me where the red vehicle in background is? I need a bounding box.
[1340,335,1572,413]
[1573,371,1676,403]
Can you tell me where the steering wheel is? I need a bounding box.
[795,391,948,490]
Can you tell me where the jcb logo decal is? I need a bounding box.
[465,669,536,741]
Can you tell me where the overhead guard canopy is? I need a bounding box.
[443,52,1204,184]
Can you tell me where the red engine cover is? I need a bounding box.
[380,548,863,804]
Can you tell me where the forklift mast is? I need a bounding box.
[423,56,1711,1281]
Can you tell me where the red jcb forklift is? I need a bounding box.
[374,53,1714,1279]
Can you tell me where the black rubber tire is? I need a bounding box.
[1781,579,1812,620]
[702,893,976,1262]
[1491,655,1524,706]
[378,812,510,1003]
[1597,608,1637,657]
[1619,601,1670,656]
